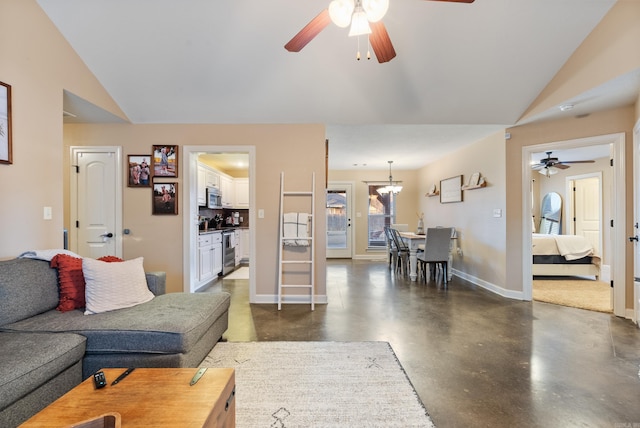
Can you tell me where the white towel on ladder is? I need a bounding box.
[283,212,309,246]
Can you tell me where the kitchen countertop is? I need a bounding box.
[199,226,248,235]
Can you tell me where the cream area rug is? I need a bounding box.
[224,266,249,280]
[533,278,612,313]
[200,341,434,428]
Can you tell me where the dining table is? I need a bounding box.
[398,232,426,281]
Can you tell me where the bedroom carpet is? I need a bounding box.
[532,278,612,313]
[200,341,434,428]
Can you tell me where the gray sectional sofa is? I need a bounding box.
[0,256,231,427]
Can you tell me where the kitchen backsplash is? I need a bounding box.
[198,208,249,229]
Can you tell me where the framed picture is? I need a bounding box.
[151,145,178,177]
[127,155,152,187]
[152,182,178,215]
[0,81,12,164]
[440,175,463,203]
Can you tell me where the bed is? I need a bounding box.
[532,233,600,279]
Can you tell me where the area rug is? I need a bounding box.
[533,279,612,313]
[200,341,434,427]
[224,266,249,280]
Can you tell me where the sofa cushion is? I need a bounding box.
[1,292,231,355]
[0,258,59,326]
[83,257,154,315]
[50,254,85,312]
[0,332,86,411]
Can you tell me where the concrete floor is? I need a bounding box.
[211,259,640,427]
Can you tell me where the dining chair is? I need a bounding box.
[390,228,410,276]
[383,226,397,269]
[417,227,453,284]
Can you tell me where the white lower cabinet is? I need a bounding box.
[241,229,250,261]
[198,232,222,282]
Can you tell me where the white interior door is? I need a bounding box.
[633,122,640,323]
[572,175,601,254]
[326,182,353,258]
[70,147,122,258]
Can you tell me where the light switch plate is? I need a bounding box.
[258,209,265,219]
[43,206,52,220]
[493,209,502,218]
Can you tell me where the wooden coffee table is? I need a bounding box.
[20,368,235,427]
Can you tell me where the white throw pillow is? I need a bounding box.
[83,257,154,315]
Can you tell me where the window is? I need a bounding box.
[368,185,395,248]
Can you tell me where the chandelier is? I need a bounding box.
[377,160,403,195]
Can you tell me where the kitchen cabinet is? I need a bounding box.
[234,178,249,208]
[241,229,250,261]
[220,175,233,208]
[197,166,207,206]
[197,164,220,206]
[234,229,241,266]
[198,232,222,282]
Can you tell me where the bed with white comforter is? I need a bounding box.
[532,233,600,278]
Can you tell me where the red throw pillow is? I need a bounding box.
[97,255,124,263]
[50,254,85,312]
[50,254,125,312]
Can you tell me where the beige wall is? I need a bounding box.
[328,168,419,258]
[417,131,508,290]
[0,0,126,258]
[64,124,327,297]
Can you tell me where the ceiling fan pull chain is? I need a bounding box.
[367,37,371,60]
[356,35,361,60]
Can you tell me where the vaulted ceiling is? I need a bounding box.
[39,0,636,169]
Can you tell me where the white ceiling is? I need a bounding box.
[38,0,637,170]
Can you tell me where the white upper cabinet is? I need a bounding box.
[234,178,249,208]
[219,174,233,208]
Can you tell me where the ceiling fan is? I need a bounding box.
[284,0,475,63]
[531,151,595,176]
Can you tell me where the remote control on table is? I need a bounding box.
[93,371,106,389]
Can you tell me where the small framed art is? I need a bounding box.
[0,81,12,164]
[440,175,462,204]
[127,155,151,187]
[152,145,178,177]
[152,182,178,215]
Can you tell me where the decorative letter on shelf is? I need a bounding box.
[462,173,486,190]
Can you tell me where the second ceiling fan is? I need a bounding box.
[284,0,475,63]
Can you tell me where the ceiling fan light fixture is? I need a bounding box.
[349,7,372,36]
[329,0,354,28]
[539,166,558,177]
[362,0,389,22]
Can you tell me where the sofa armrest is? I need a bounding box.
[145,272,166,296]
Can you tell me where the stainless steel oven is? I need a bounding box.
[222,230,236,275]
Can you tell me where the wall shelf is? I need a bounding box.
[425,190,439,197]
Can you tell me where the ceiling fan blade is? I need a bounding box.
[369,21,396,63]
[424,0,475,3]
[554,164,570,170]
[558,160,596,164]
[531,164,545,170]
[285,9,331,52]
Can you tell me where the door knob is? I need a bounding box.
[100,232,114,238]
[629,235,638,242]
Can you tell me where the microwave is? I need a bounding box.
[207,187,222,209]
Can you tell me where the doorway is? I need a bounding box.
[69,146,122,258]
[326,182,354,258]
[522,133,626,317]
[181,145,256,300]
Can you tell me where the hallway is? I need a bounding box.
[216,259,640,427]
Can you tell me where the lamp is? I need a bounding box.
[539,166,559,178]
[377,161,403,195]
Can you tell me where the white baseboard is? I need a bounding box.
[452,269,526,301]
[252,294,328,305]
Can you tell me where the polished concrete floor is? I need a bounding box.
[211,259,640,427]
